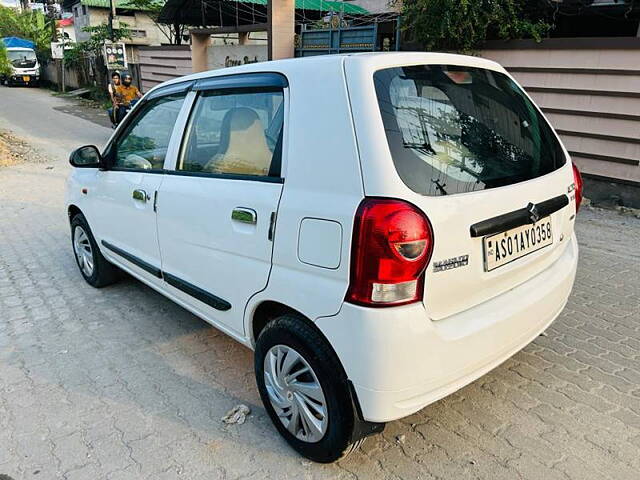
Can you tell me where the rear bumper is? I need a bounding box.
[316,234,578,423]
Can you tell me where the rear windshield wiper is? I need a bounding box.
[431,178,448,196]
[404,141,436,156]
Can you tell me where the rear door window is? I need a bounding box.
[374,65,566,196]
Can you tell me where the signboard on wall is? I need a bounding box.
[208,44,268,70]
[51,42,73,59]
[104,43,127,70]
[51,42,64,59]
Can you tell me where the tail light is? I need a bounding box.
[346,198,434,307]
[572,162,583,213]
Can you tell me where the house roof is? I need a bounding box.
[237,0,368,14]
[71,0,157,11]
[1,37,36,49]
[78,0,367,14]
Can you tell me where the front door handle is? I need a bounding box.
[232,207,257,225]
[132,189,148,202]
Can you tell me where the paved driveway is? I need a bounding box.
[1,87,639,479]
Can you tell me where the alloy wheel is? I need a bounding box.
[73,226,94,277]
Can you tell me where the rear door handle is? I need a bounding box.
[132,189,148,202]
[231,207,257,225]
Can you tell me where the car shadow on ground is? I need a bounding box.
[52,103,112,130]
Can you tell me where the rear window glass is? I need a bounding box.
[374,65,566,196]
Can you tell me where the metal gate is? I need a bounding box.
[295,19,400,57]
[137,45,192,93]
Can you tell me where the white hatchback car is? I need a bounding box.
[66,52,581,462]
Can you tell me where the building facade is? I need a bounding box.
[346,0,397,14]
[66,0,167,46]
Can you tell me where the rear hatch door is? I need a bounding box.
[345,56,577,320]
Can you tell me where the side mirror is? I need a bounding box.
[69,145,103,168]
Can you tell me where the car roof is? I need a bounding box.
[150,52,506,94]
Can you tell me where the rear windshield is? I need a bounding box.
[374,65,566,196]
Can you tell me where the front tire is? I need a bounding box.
[70,213,119,287]
[255,315,365,463]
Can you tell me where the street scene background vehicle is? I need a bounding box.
[0,37,40,86]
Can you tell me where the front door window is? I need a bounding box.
[177,90,284,177]
[114,93,186,170]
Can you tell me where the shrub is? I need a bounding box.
[0,43,11,77]
[399,0,552,53]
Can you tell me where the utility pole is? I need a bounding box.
[109,0,117,41]
[61,25,66,93]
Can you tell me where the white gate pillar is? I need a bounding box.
[268,0,295,60]
[191,32,211,72]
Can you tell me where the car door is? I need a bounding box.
[91,89,188,284]
[156,73,287,337]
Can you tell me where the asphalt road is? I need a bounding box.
[1,86,639,480]
[0,85,112,162]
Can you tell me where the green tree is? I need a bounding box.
[63,23,131,88]
[0,6,54,57]
[399,0,552,53]
[76,23,132,58]
[0,43,12,77]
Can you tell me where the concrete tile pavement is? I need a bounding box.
[0,159,639,478]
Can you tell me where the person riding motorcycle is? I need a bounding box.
[114,72,142,125]
[107,71,122,127]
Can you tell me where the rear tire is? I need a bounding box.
[255,315,365,463]
[70,213,119,287]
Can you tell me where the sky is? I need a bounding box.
[1,0,19,7]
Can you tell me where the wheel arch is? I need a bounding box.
[249,300,365,413]
[249,300,310,348]
[249,299,385,441]
[67,204,83,223]
[249,301,347,370]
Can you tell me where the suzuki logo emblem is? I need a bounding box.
[527,203,540,223]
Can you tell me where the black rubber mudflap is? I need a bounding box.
[348,380,386,441]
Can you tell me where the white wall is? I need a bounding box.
[210,32,268,46]
[207,44,268,70]
[43,60,82,90]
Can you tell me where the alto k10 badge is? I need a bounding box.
[433,255,469,273]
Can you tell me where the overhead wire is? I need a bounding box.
[195,0,399,28]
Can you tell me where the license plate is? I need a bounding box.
[22,76,30,82]
[483,217,553,271]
